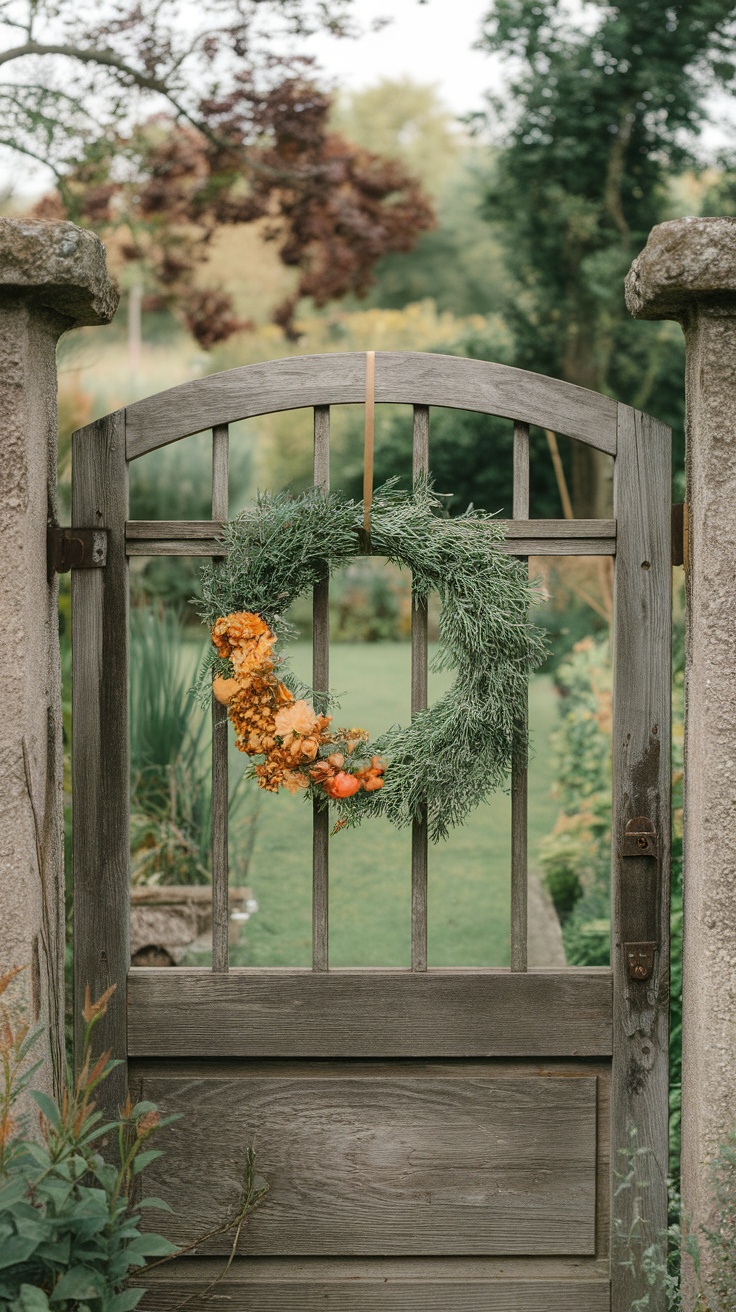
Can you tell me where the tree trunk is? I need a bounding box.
[563,299,614,518]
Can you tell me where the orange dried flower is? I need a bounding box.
[324,771,362,799]
[282,770,310,794]
[213,676,240,705]
[212,611,278,677]
[363,775,384,792]
[274,699,319,742]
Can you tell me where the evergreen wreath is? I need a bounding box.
[197,480,547,842]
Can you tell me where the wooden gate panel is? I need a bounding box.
[71,411,129,1111]
[69,354,672,1311]
[127,968,612,1057]
[136,1072,598,1256]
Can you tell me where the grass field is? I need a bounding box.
[220,641,559,969]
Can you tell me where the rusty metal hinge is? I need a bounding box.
[48,525,107,577]
[625,941,658,982]
[622,816,658,858]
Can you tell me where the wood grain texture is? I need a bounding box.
[123,353,618,458]
[126,520,225,539]
[126,540,224,556]
[495,538,616,556]
[210,425,229,972]
[210,696,229,973]
[511,422,530,973]
[411,405,429,973]
[139,1273,610,1312]
[127,969,613,1057]
[211,425,228,521]
[312,406,330,972]
[71,413,129,1115]
[125,517,615,540]
[138,1073,598,1256]
[513,422,530,520]
[611,405,671,1312]
[126,536,616,558]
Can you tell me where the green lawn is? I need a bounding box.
[225,642,559,968]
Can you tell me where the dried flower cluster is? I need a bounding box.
[212,611,384,801]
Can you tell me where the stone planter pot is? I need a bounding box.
[130,885,256,966]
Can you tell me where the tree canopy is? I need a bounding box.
[6,0,434,342]
[476,0,736,511]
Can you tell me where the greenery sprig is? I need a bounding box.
[198,480,547,841]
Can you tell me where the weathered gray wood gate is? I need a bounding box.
[72,352,671,1311]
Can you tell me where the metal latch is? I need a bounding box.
[48,526,107,577]
[622,816,658,858]
[625,941,657,982]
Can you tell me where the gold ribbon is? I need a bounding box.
[363,350,375,542]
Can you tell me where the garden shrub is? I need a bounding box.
[0,973,267,1311]
[0,974,178,1312]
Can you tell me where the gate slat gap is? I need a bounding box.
[411,406,430,973]
[510,421,530,973]
[312,406,330,972]
[211,424,230,972]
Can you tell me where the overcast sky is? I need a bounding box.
[303,0,494,116]
[4,0,733,196]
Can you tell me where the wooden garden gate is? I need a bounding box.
[71,352,671,1311]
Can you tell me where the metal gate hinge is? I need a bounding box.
[48,525,108,577]
[622,816,658,858]
[625,941,658,982]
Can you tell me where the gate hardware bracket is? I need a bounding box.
[622,816,658,858]
[48,526,107,578]
[625,941,658,982]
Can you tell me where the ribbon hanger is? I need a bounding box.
[362,350,375,549]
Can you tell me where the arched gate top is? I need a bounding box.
[121,351,620,460]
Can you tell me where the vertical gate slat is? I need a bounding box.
[411,405,430,972]
[211,425,230,972]
[510,421,530,973]
[611,405,671,1312]
[72,412,129,1115]
[312,406,330,972]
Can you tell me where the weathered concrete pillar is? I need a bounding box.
[626,216,736,1262]
[0,219,118,1095]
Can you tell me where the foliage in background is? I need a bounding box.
[129,432,252,612]
[331,329,569,518]
[332,79,513,318]
[540,634,613,964]
[475,0,736,511]
[130,609,259,886]
[541,598,686,1176]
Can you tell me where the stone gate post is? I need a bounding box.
[626,216,736,1268]
[0,218,118,1096]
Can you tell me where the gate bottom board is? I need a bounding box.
[138,1273,610,1311]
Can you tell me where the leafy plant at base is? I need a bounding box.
[0,974,179,1311]
[198,480,547,841]
[0,973,268,1310]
